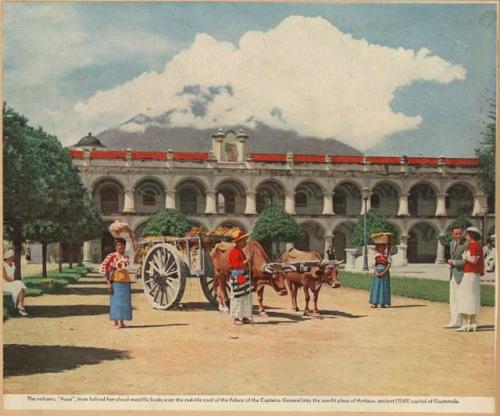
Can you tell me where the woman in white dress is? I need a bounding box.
[456,227,484,332]
[3,249,28,316]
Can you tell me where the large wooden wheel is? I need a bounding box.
[141,243,186,310]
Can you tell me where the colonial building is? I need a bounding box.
[70,129,494,267]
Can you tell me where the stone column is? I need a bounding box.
[472,193,487,217]
[285,242,294,251]
[435,234,446,264]
[344,248,358,270]
[397,193,410,216]
[322,192,334,215]
[123,188,135,213]
[285,190,296,215]
[165,190,176,209]
[83,241,93,265]
[435,193,448,216]
[245,191,257,215]
[205,190,217,214]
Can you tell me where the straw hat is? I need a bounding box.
[4,249,15,260]
[232,231,249,243]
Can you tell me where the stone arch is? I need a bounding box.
[175,179,207,216]
[215,180,246,214]
[92,178,125,215]
[295,181,324,215]
[90,175,127,193]
[333,181,362,216]
[295,178,327,194]
[132,175,167,191]
[295,220,326,253]
[173,176,210,191]
[408,182,438,217]
[332,221,357,262]
[445,183,474,217]
[371,181,400,216]
[255,180,286,213]
[407,221,439,263]
[134,178,166,215]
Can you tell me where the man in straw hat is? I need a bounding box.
[444,224,468,329]
[228,231,252,325]
[3,249,28,316]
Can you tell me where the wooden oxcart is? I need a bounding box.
[134,236,226,310]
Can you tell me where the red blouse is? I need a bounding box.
[229,247,246,269]
[463,241,484,274]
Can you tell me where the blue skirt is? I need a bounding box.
[369,272,391,306]
[110,282,132,321]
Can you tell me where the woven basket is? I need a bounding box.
[371,232,392,245]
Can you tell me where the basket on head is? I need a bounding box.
[371,232,392,245]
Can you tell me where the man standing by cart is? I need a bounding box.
[228,231,252,325]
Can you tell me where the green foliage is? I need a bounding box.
[141,209,192,237]
[340,271,495,306]
[475,97,496,198]
[351,210,399,247]
[251,204,302,243]
[438,215,472,247]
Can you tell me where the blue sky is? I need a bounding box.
[3,2,497,156]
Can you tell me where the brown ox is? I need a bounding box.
[280,249,341,316]
[210,240,288,316]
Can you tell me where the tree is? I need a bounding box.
[438,215,472,247]
[351,210,399,247]
[23,221,61,277]
[475,97,496,201]
[3,105,53,278]
[251,204,302,256]
[3,104,91,278]
[141,209,192,237]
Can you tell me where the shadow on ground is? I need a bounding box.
[388,304,427,309]
[26,304,109,318]
[54,287,143,296]
[4,344,130,377]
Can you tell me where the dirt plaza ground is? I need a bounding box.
[3,271,496,396]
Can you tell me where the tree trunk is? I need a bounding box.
[14,240,23,280]
[58,242,63,273]
[42,243,48,278]
[69,242,73,269]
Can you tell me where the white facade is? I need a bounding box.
[71,129,494,264]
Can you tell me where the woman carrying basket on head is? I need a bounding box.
[369,233,392,308]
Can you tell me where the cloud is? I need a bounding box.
[3,4,173,87]
[58,16,466,149]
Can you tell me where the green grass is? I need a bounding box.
[340,271,495,307]
[4,265,92,321]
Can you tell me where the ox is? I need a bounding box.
[210,240,288,316]
[280,249,341,316]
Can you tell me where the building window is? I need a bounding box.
[370,193,380,210]
[142,188,157,206]
[295,192,307,209]
[100,187,119,215]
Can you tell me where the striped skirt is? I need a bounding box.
[110,282,132,321]
[369,271,391,306]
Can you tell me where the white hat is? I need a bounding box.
[465,226,481,236]
[3,249,14,259]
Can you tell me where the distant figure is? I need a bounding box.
[3,250,28,316]
[444,225,468,329]
[483,239,495,273]
[456,227,484,333]
[25,246,31,262]
[326,247,336,261]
